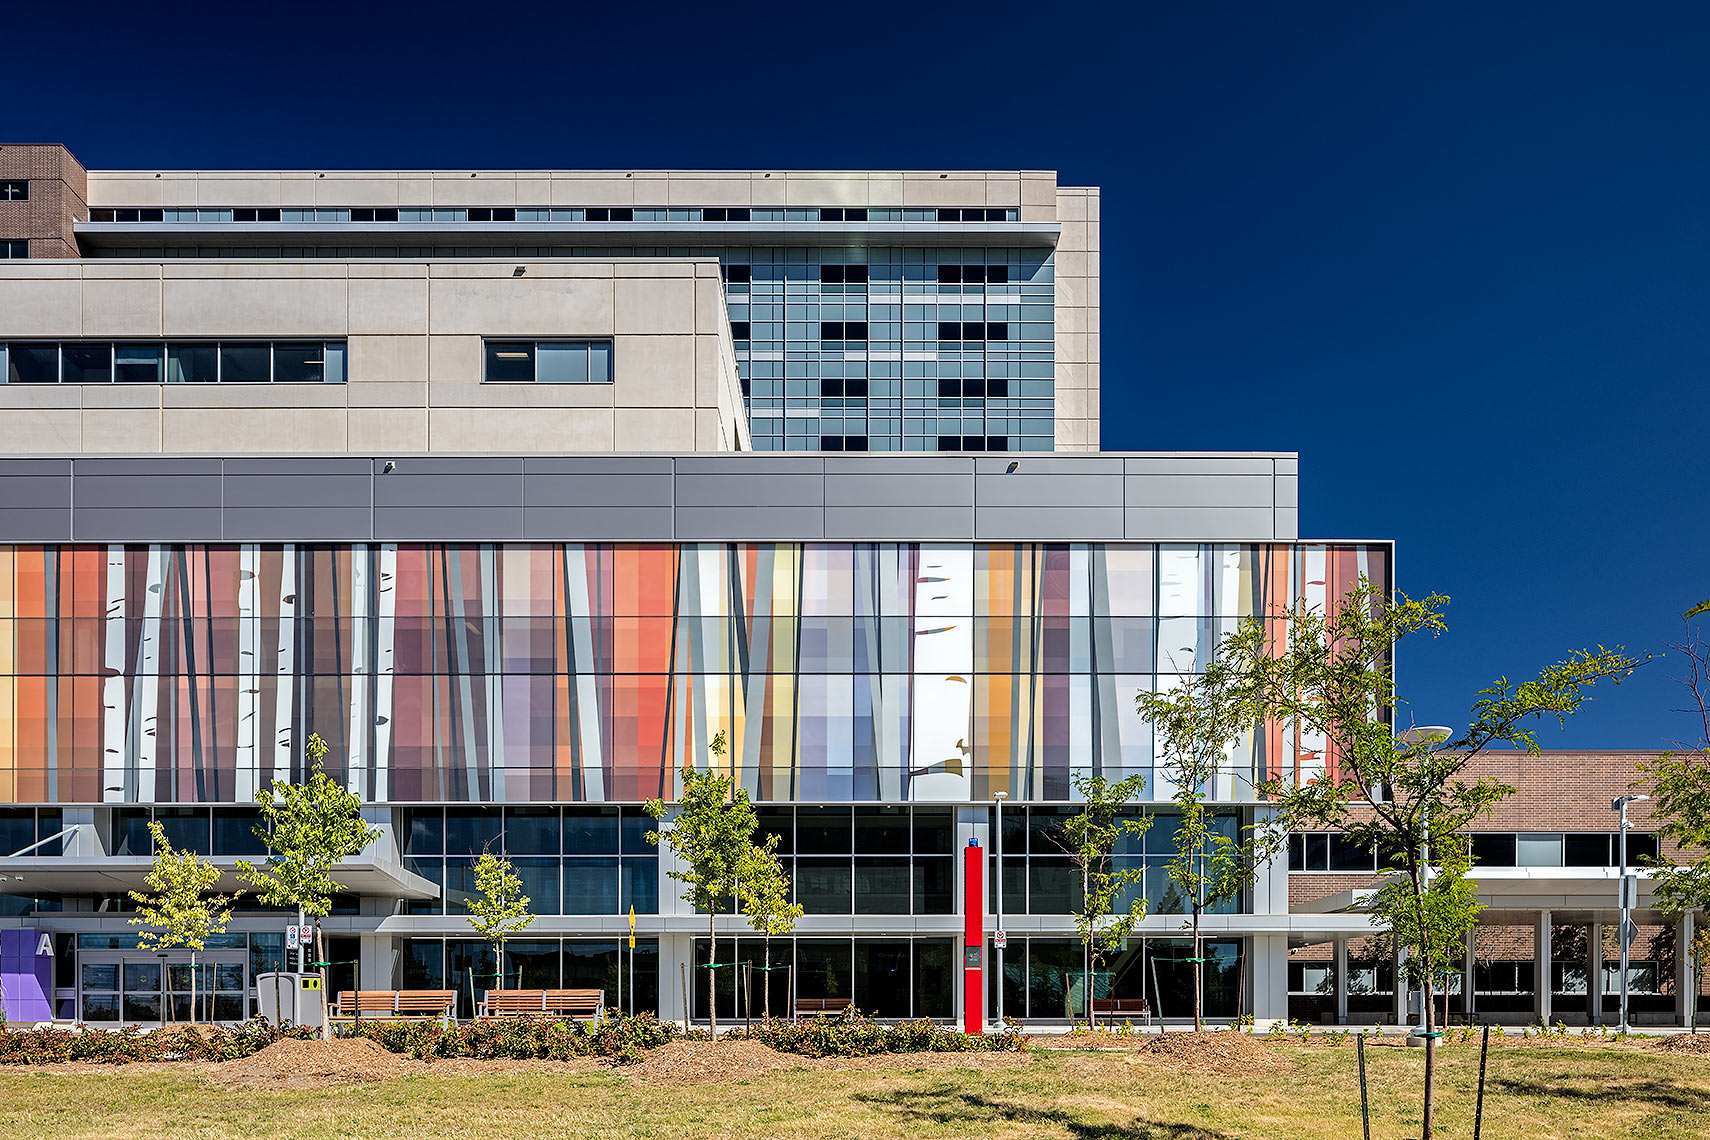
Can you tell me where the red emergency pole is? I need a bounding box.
[964,837,984,1035]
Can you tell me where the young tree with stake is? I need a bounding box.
[1243,578,1640,1140]
[128,820,235,1025]
[1137,631,1282,1032]
[236,733,380,1037]
[1052,772,1151,1031]
[737,841,802,1021]
[464,852,536,997]
[645,730,764,1038]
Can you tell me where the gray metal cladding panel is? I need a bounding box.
[521,506,677,540]
[374,472,525,509]
[75,474,223,510]
[71,507,224,542]
[523,473,675,509]
[74,458,224,477]
[224,473,372,510]
[374,506,526,541]
[824,505,973,541]
[524,457,675,475]
[822,473,974,508]
[674,474,824,508]
[0,475,74,509]
[673,505,825,541]
[974,456,1125,477]
[0,508,71,541]
[1123,456,1277,477]
[1123,474,1278,509]
[1122,506,1280,542]
[821,456,969,476]
[225,508,375,541]
[976,473,1125,509]
[974,506,1127,541]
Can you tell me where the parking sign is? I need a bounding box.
[286,926,300,950]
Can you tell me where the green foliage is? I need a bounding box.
[1241,576,1640,1139]
[463,852,536,956]
[1638,604,1710,978]
[127,820,235,956]
[0,1022,314,1065]
[350,1011,680,1064]
[743,1008,1026,1057]
[235,733,380,918]
[1050,772,1151,1026]
[738,841,802,939]
[645,730,767,1036]
[1136,622,1282,1030]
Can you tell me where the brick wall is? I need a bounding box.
[0,144,87,258]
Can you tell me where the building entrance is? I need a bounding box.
[77,950,249,1025]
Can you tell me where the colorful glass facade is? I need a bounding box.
[0,542,1385,806]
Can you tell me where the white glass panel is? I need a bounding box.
[537,342,587,384]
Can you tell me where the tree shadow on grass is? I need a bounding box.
[853,1082,1237,1140]
[1493,1077,1710,1113]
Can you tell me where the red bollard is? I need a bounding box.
[964,838,984,1035]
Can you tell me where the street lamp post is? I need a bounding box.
[1613,794,1649,1033]
[993,791,1008,1032]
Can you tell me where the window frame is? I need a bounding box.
[481,338,615,385]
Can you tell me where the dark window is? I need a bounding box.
[219,343,271,383]
[703,207,726,221]
[937,435,962,451]
[1303,833,1330,871]
[821,264,867,284]
[936,321,961,341]
[988,378,1008,397]
[796,807,851,854]
[819,208,843,222]
[963,378,985,397]
[854,807,911,854]
[986,322,1009,341]
[986,208,1007,221]
[1,240,24,259]
[0,180,28,202]
[273,343,326,383]
[62,344,111,383]
[484,341,536,382]
[962,265,986,284]
[844,377,867,397]
[115,209,140,223]
[233,208,256,222]
[1627,833,1660,863]
[843,321,867,340]
[1328,834,1373,872]
[351,208,375,222]
[986,264,1009,284]
[139,208,163,223]
[962,322,986,340]
[937,265,961,284]
[6,344,58,383]
[166,343,218,384]
[727,207,750,222]
[844,435,868,451]
[722,263,750,284]
[376,208,399,222]
[586,208,608,221]
[819,435,845,451]
[820,265,843,283]
[845,264,868,283]
[1289,834,1306,871]
[937,208,961,222]
[1563,833,1611,867]
[984,436,1009,452]
[212,809,266,856]
[468,208,491,222]
[115,343,163,383]
[820,378,844,397]
[820,321,866,340]
[609,207,633,222]
[89,208,115,222]
[1471,833,1517,867]
[846,207,867,222]
[937,378,960,397]
[729,321,750,340]
[491,208,514,222]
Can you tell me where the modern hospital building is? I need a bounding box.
[0,143,1701,1028]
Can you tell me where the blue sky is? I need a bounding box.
[12,1,1708,746]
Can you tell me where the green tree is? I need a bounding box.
[464,852,536,992]
[236,733,380,1036]
[128,820,235,1025]
[1051,772,1152,1031]
[1137,630,1283,1031]
[1639,600,1710,1031]
[737,841,802,1021]
[1245,578,1640,1140]
[645,730,764,1038]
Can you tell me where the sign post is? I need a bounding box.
[964,838,984,1036]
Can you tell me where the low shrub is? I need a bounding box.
[349,1011,680,1064]
[0,1021,314,1065]
[741,1007,1026,1057]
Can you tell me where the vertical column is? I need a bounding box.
[1334,938,1349,1025]
[1535,910,1552,1025]
[1678,911,1695,1029]
[1587,921,1603,1025]
[1250,934,1289,1022]
[358,935,395,991]
[1394,944,1408,1025]
[657,933,693,1026]
[963,838,984,1035]
[1463,929,1476,1023]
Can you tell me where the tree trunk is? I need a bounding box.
[188,950,198,1025]
[1422,963,1438,1140]
[1192,904,1204,1033]
[708,907,718,1040]
[763,931,772,1021]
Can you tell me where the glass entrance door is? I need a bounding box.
[77,950,248,1026]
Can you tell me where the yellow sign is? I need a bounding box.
[299,976,321,990]
[628,905,636,949]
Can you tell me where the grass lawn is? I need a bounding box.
[0,1044,1705,1140]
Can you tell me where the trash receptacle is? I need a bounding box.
[256,972,325,1029]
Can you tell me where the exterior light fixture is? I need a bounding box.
[1006,461,1019,473]
[1612,794,1650,1033]
[513,266,526,277]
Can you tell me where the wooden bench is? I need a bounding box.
[332,989,457,1022]
[478,988,605,1023]
[1091,998,1151,1024]
[795,997,853,1019]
